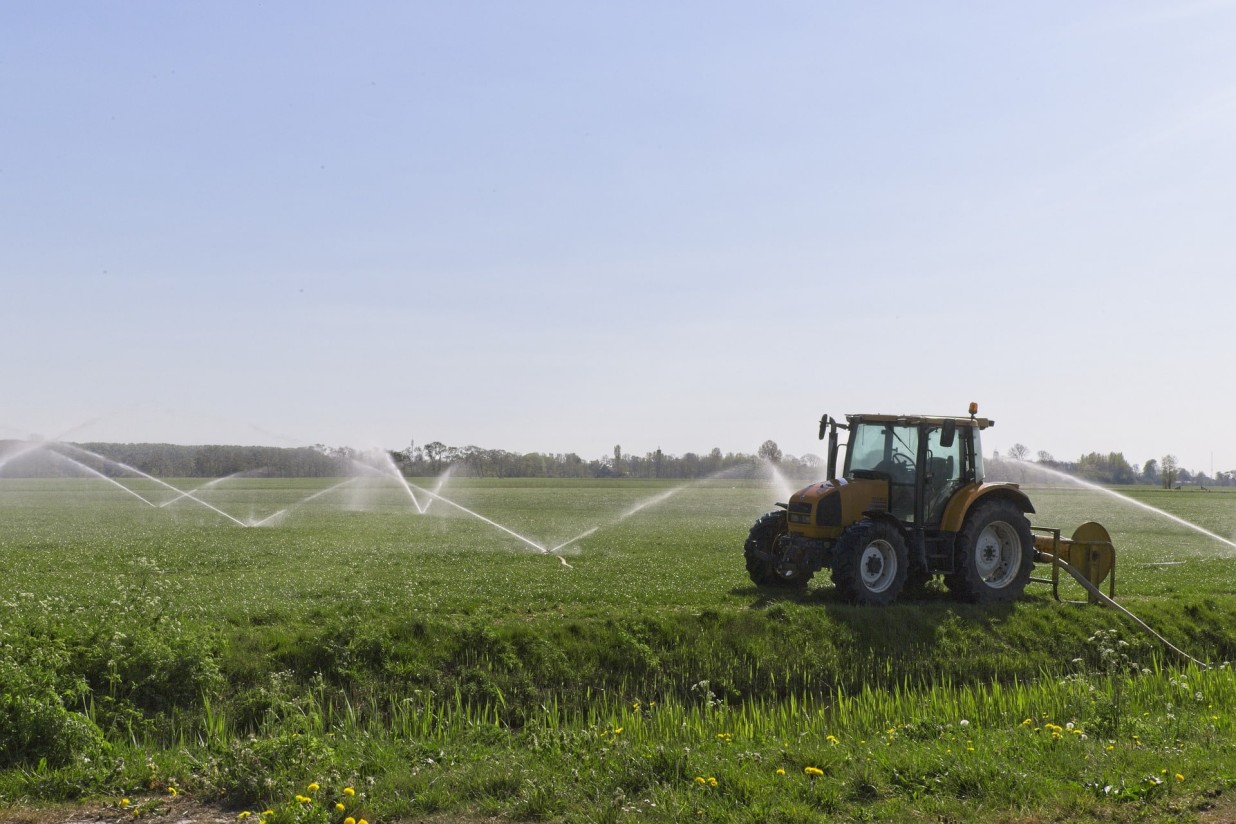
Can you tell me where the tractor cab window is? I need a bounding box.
[847,422,919,521]
[924,425,964,524]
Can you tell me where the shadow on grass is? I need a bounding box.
[730,580,1024,667]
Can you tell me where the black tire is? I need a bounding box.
[744,511,812,588]
[945,500,1034,603]
[830,520,908,605]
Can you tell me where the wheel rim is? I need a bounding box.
[859,539,897,593]
[771,535,797,580]
[974,520,1022,588]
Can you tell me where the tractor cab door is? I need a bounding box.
[924,425,965,525]
[847,422,919,522]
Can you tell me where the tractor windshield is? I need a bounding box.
[847,422,918,485]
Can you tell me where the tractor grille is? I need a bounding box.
[815,495,842,527]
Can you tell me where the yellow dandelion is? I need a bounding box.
[168,787,178,797]
[343,788,355,797]
[238,812,251,820]
[358,819,368,824]
[708,777,718,787]
[121,799,130,807]
[775,768,785,776]
[826,734,839,745]
[694,776,706,785]
[1176,773,1185,782]
[307,782,320,793]
[345,818,357,824]
[295,795,311,804]
[804,766,824,777]
[335,803,346,812]
[262,811,274,817]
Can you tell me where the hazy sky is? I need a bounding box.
[4,2,1235,473]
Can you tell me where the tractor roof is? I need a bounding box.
[846,413,994,430]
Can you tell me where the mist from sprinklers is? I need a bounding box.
[1002,460,1236,555]
[0,438,804,565]
[59,443,252,527]
[545,460,795,556]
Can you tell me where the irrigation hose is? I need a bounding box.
[1039,552,1210,669]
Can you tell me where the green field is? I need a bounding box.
[2,476,1235,822]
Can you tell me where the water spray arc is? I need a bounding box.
[1027,463,1236,554]
[548,486,689,556]
[159,470,255,509]
[58,444,251,527]
[249,478,358,527]
[404,480,550,554]
[48,452,159,508]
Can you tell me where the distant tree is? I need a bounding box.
[1142,459,1159,485]
[1076,451,1137,484]
[423,441,448,473]
[758,440,783,464]
[1160,454,1178,489]
[1007,443,1030,461]
[613,444,622,475]
[1036,450,1054,464]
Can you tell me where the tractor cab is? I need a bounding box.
[841,413,984,527]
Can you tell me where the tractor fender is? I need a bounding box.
[938,483,1035,533]
[860,509,907,533]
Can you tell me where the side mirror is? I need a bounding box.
[940,420,956,449]
[818,414,830,440]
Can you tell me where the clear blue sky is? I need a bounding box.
[3,2,1235,474]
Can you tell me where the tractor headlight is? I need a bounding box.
[787,502,812,525]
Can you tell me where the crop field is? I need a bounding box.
[2,476,1235,822]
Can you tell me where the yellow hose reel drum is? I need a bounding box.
[1064,521,1115,590]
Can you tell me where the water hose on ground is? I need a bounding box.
[1039,552,1209,669]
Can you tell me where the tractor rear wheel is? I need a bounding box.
[946,500,1034,603]
[745,511,812,588]
[830,520,908,605]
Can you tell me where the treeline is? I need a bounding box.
[5,438,1225,487]
[0,439,824,481]
[390,441,823,480]
[0,441,347,478]
[989,447,1234,488]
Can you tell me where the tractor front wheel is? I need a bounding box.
[946,500,1034,603]
[831,520,908,605]
[745,511,812,588]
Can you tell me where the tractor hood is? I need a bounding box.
[786,477,890,539]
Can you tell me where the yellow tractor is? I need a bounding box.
[746,404,1059,605]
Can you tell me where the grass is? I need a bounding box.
[1,475,1235,821]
